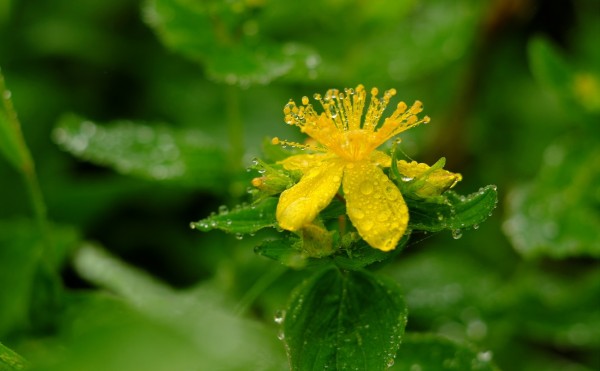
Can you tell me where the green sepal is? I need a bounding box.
[406,184,498,233]
[191,197,278,235]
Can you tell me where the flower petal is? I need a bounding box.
[343,161,408,251]
[279,153,333,172]
[397,160,462,197]
[276,159,344,231]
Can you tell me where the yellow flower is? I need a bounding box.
[272,85,453,251]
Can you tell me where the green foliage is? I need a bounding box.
[0,341,27,370]
[1,0,599,370]
[406,185,498,234]
[504,138,600,258]
[143,0,319,86]
[191,197,278,234]
[391,333,499,370]
[282,267,407,371]
[54,114,228,190]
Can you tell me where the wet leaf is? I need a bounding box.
[391,333,499,370]
[0,341,27,370]
[407,185,498,233]
[503,138,600,258]
[143,0,319,86]
[529,35,600,116]
[69,244,287,371]
[191,197,278,235]
[53,114,228,190]
[283,267,407,370]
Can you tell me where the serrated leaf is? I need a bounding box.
[282,267,407,370]
[192,197,278,234]
[0,341,27,370]
[504,138,600,258]
[53,114,228,190]
[391,333,499,371]
[143,0,319,86]
[407,185,498,233]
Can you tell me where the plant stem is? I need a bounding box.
[0,68,52,254]
[235,264,287,316]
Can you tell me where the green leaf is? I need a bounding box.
[255,233,409,270]
[0,219,78,336]
[142,0,319,86]
[390,333,499,370]
[71,244,287,370]
[407,185,498,234]
[282,267,407,370]
[53,114,228,190]
[504,138,600,258]
[0,341,27,370]
[528,36,600,116]
[192,197,278,235]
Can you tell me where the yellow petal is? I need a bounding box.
[343,161,408,251]
[397,160,462,197]
[370,150,391,167]
[279,153,333,172]
[276,158,344,231]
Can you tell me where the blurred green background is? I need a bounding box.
[0,0,598,370]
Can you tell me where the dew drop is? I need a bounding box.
[218,205,229,214]
[401,176,414,182]
[351,208,365,219]
[189,222,196,229]
[477,351,493,362]
[473,224,479,230]
[274,310,285,324]
[452,229,463,239]
[277,330,285,340]
[360,181,374,195]
[235,233,244,240]
[386,358,395,368]
[384,185,398,200]
[362,220,374,231]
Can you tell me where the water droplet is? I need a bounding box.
[218,205,229,214]
[274,310,285,324]
[362,220,374,231]
[384,185,398,200]
[386,358,395,368]
[473,224,479,230]
[277,330,285,340]
[3,90,11,99]
[235,233,244,240]
[401,176,414,182]
[452,229,463,239]
[189,222,196,229]
[351,208,365,219]
[437,214,444,221]
[477,351,493,362]
[360,181,374,195]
